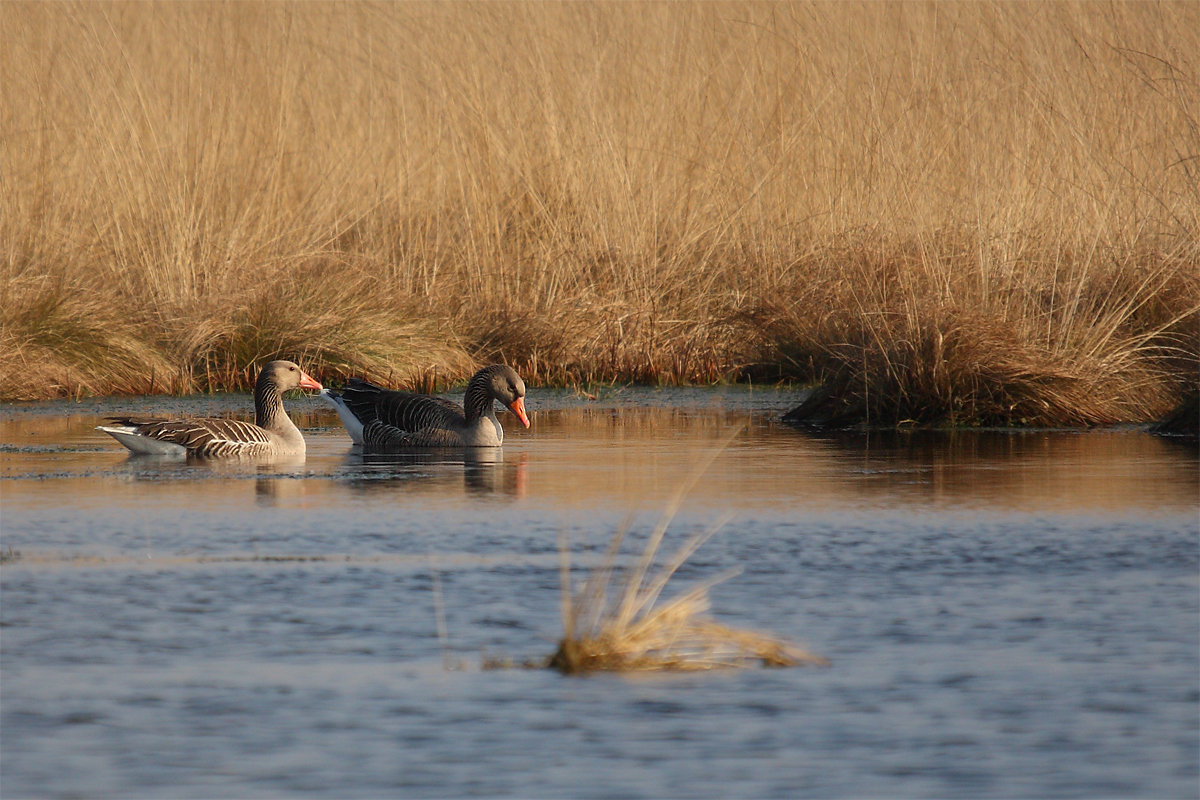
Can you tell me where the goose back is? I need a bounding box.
[341,378,467,432]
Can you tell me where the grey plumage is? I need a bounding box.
[327,364,529,450]
[97,361,322,458]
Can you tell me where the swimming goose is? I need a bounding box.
[97,360,323,457]
[323,364,529,449]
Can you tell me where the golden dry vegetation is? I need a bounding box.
[548,509,830,673]
[548,428,828,673]
[3,2,1197,424]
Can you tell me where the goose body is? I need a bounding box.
[97,361,322,458]
[323,364,529,450]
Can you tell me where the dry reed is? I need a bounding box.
[3,2,1197,422]
[549,424,828,673]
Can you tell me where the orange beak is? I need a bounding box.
[299,371,323,391]
[508,396,530,428]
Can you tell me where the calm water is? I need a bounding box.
[2,388,1197,799]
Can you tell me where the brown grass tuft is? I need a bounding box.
[549,425,828,673]
[159,261,477,393]
[0,267,178,399]
[549,545,829,673]
[763,237,1200,426]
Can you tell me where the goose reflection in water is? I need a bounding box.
[253,468,312,505]
[110,449,308,477]
[336,449,528,498]
[96,450,314,507]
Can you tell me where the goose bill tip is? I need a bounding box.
[299,372,323,391]
[509,397,530,428]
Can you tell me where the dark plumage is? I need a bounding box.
[323,364,529,449]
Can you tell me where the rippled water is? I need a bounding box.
[2,388,1197,798]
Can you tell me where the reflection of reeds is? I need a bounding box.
[549,424,828,673]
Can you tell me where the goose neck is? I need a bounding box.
[463,375,494,422]
[254,379,287,431]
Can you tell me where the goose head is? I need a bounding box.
[488,365,529,427]
[260,360,323,393]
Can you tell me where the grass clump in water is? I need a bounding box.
[549,539,827,673]
[548,427,828,674]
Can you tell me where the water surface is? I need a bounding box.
[2,388,1197,798]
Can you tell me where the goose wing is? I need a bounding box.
[340,379,466,433]
[104,416,273,457]
[361,420,465,450]
[376,392,465,432]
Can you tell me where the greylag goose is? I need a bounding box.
[97,360,323,457]
[323,364,529,449]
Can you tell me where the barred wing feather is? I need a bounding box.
[106,416,274,458]
[361,420,465,449]
[341,379,465,434]
[375,392,465,433]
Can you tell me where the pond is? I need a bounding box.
[2,387,1197,798]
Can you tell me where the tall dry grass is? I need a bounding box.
[3,2,1197,421]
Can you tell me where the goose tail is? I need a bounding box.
[96,425,188,456]
[321,389,365,445]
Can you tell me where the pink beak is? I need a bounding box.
[299,371,323,391]
[508,396,530,428]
